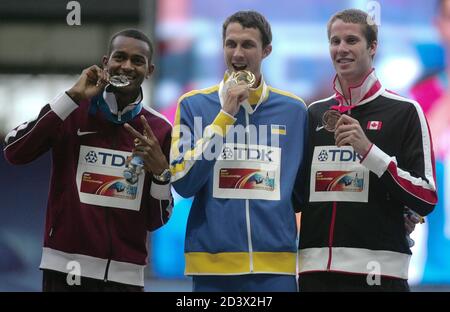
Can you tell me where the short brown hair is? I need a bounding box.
[222,10,272,48]
[327,9,378,47]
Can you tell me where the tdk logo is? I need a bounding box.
[222,147,234,160]
[85,151,98,163]
[223,146,273,162]
[318,150,328,161]
[85,151,126,167]
[318,149,362,162]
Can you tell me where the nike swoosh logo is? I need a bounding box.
[77,129,97,136]
[315,125,325,132]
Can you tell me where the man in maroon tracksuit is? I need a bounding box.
[3,29,173,291]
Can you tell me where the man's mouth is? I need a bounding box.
[111,73,135,80]
[336,58,354,64]
[232,64,247,71]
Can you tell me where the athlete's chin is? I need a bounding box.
[113,84,141,94]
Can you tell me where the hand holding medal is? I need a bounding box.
[333,113,372,156]
[222,70,254,116]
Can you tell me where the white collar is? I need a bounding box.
[333,69,383,106]
[103,88,142,115]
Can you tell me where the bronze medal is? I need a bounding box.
[322,110,341,132]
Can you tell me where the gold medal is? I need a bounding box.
[322,110,341,132]
[229,70,256,88]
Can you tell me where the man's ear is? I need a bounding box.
[146,64,155,79]
[369,40,377,58]
[262,44,272,59]
[102,55,108,68]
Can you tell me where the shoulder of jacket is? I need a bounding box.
[142,105,172,128]
[178,85,219,103]
[308,94,335,110]
[381,90,422,110]
[269,87,306,107]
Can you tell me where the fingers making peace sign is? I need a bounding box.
[124,115,169,176]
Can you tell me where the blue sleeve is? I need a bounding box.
[170,97,236,198]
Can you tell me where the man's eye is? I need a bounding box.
[331,39,340,45]
[133,59,145,65]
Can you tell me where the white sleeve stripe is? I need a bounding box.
[159,200,164,226]
[5,122,30,144]
[166,197,173,219]
[3,109,53,151]
[308,94,335,109]
[362,145,435,191]
[387,163,437,205]
[395,166,436,191]
[381,92,436,190]
[158,196,173,226]
[142,105,173,128]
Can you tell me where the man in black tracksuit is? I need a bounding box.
[293,9,437,291]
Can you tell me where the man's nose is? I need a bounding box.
[337,42,349,54]
[233,46,244,58]
[121,59,134,70]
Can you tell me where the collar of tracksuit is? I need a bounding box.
[332,69,383,108]
[89,88,143,124]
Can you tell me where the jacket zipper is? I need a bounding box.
[103,125,117,282]
[103,206,113,282]
[49,204,65,238]
[244,111,254,272]
[327,201,337,271]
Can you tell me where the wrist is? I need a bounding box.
[222,106,236,117]
[153,168,171,183]
[66,88,83,104]
[361,142,373,157]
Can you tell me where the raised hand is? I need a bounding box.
[67,65,109,103]
[222,81,250,116]
[124,115,169,175]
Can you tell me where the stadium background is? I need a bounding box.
[0,0,449,291]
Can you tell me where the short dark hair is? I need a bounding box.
[327,9,378,47]
[222,10,272,48]
[107,29,154,60]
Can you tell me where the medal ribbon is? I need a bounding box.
[331,104,357,114]
[331,94,356,113]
